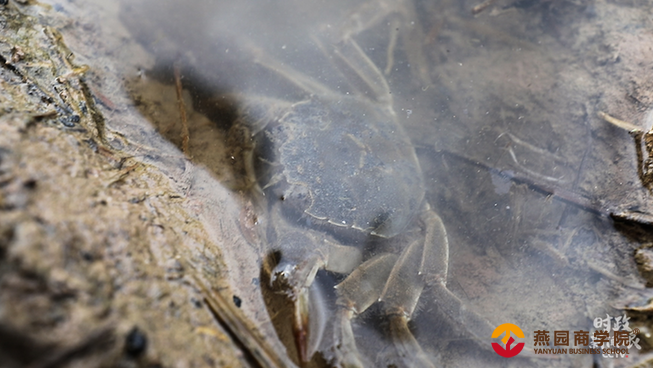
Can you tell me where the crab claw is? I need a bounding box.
[269,236,326,363]
[270,260,312,362]
[271,259,329,363]
[269,230,363,363]
[293,284,313,363]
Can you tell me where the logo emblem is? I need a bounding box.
[492,323,525,358]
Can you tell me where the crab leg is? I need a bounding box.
[379,212,441,368]
[329,38,394,109]
[333,210,502,367]
[243,28,395,111]
[333,236,436,368]
[334,253,399,367]
[385,210,501,361]
[329,0,432,85]
[244,39,333,98]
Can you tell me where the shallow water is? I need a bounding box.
[34,0,653,366]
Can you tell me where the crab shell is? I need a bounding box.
[255,95,425,243]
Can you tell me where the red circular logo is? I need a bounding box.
[491,323,525,358]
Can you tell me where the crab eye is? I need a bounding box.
[371,211,392,233]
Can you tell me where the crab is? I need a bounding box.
[223,33,498,366]
[223,8,495,368]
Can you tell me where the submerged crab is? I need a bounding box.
[224,33,495,367]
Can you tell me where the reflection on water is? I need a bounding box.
[40,0,653,366]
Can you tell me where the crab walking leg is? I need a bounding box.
[382,210,500,366]
[333,253,399,367]
[244,39,333,97]
[246,33,393,112]
[336,0,404,41]
[380,225,437,368]
[388,315,433,368]
[329,211,448,367]
[386,210,500,360]
[331,0,432,85]
[225,95,296,191]
[369,210,447,367]
[420,212,499,351]
[329,38,394,110]
[238,28,394,112]
[427,283,498,351]
[419,210,450,281]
